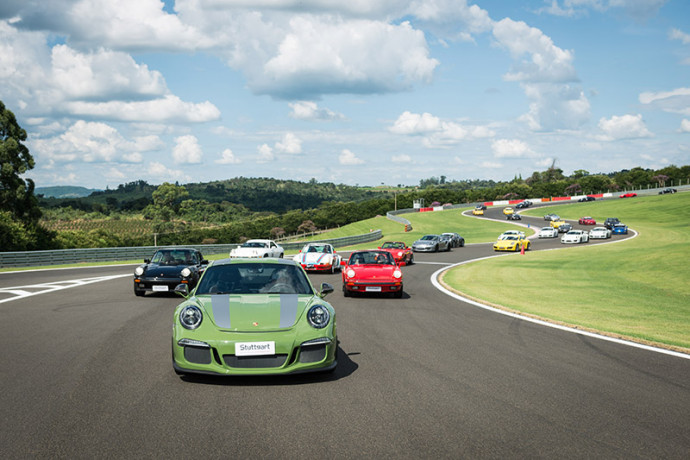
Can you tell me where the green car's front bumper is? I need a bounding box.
[172,325,337,376]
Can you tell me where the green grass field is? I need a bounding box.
[442,193,690,351]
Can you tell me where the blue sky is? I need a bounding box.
[1,0,688,189]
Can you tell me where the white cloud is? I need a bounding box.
[391,154,412,163]
[639,87,690,115]
[51,45,167,100]
[65,95,221,122]
[597,114,653,140]
[390,111,495,147]
[147,161,190,181]
[680,119,690,133]
[257,144,274,162]
[256,17,438,98]
[289,101,345,121]
[339,149,364,165]
[275,132,302,154]
[216,148,242,164]
[390,111,442,134]
[481,161,502,168]
[492,139,535,158]
[493,18,577,84]
[669,28,690,45]
[172,135,203,164]
[29,120,160,163]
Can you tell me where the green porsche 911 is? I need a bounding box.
[172,258,337,377]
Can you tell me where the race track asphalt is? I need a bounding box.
[1,208,688,458]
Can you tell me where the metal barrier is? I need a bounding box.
[0,230,382,268]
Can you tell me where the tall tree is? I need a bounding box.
[0,100,41,224]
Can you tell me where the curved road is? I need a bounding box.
[1,209,688,458]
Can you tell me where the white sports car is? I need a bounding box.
[561,230,589,244]
[229,239,284,258]
[293,243,342,273]
[589,227,611,239]
[498,230,526,240]
[538,227,558,238]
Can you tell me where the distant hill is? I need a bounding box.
[36,186,101,198]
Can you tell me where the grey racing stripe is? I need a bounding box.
[279,294,299,328]
[211,294,231,328]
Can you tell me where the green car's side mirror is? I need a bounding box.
[319,283,334,298]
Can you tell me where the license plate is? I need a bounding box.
[235,341,275,356]
[152,285,169,292]
[365,286,382,292]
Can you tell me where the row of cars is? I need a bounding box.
[535,215,628,244]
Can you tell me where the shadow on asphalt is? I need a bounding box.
[177,345,358,386]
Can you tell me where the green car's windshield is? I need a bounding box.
[196,263,313,295]
[382,242,404,249]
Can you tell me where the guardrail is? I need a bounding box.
[0,230,382,269]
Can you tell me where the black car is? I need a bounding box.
[506,213,522,220]
[515,201,532,209]
[578,196,596,202]
[134,248,208,296]
[475,204,487,210]
[659,188,677,194]
[441,232,465,248]
[604,217,620,229]
[558,222,573,233]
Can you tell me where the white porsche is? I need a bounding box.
[538,227,559,238]
[561,230,589,244]
[229,239,284,258]
[293,243,342,273]
[589,227,611,239]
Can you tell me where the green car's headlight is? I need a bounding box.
[307,305,330,329]
[180,268,192,277]
[180,305,203,330]
[134,266,144,276]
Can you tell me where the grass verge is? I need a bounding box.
[441,193,690,352]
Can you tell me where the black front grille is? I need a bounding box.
[184,346,212,364]
[223,354,288,369]
[299,345,326,363]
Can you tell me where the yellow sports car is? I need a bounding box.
[493,236,530,252]
[550,219,567,229]
[503,207,514,215]
[472,208,484,215]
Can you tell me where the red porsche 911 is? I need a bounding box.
[377,241,414,265]
[578,216,596,225]
[341,250,404,298]
[619,192,637,198]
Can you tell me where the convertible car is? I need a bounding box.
[498,230,525,240]
[230,239,284,258]
[493,236,530,252]
[293,243,341,273]
[503,207,514,215]
[134,248,208,296]
[578,216,596,225]
[619,192,637,198]
[378,241,414,265]
[472,208,484,216]
[171,259,337,376]
[341,250,404,298]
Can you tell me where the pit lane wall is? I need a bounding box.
[0,230,382,268]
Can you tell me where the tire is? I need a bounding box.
[408,254,414,265]
[460,240,465,247]
[342,285,351,297]
[134,288,145,297]
[434,245,439,252]
[278,253,284,258]
[394,288,403,299]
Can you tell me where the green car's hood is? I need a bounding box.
[199,294,311,331]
